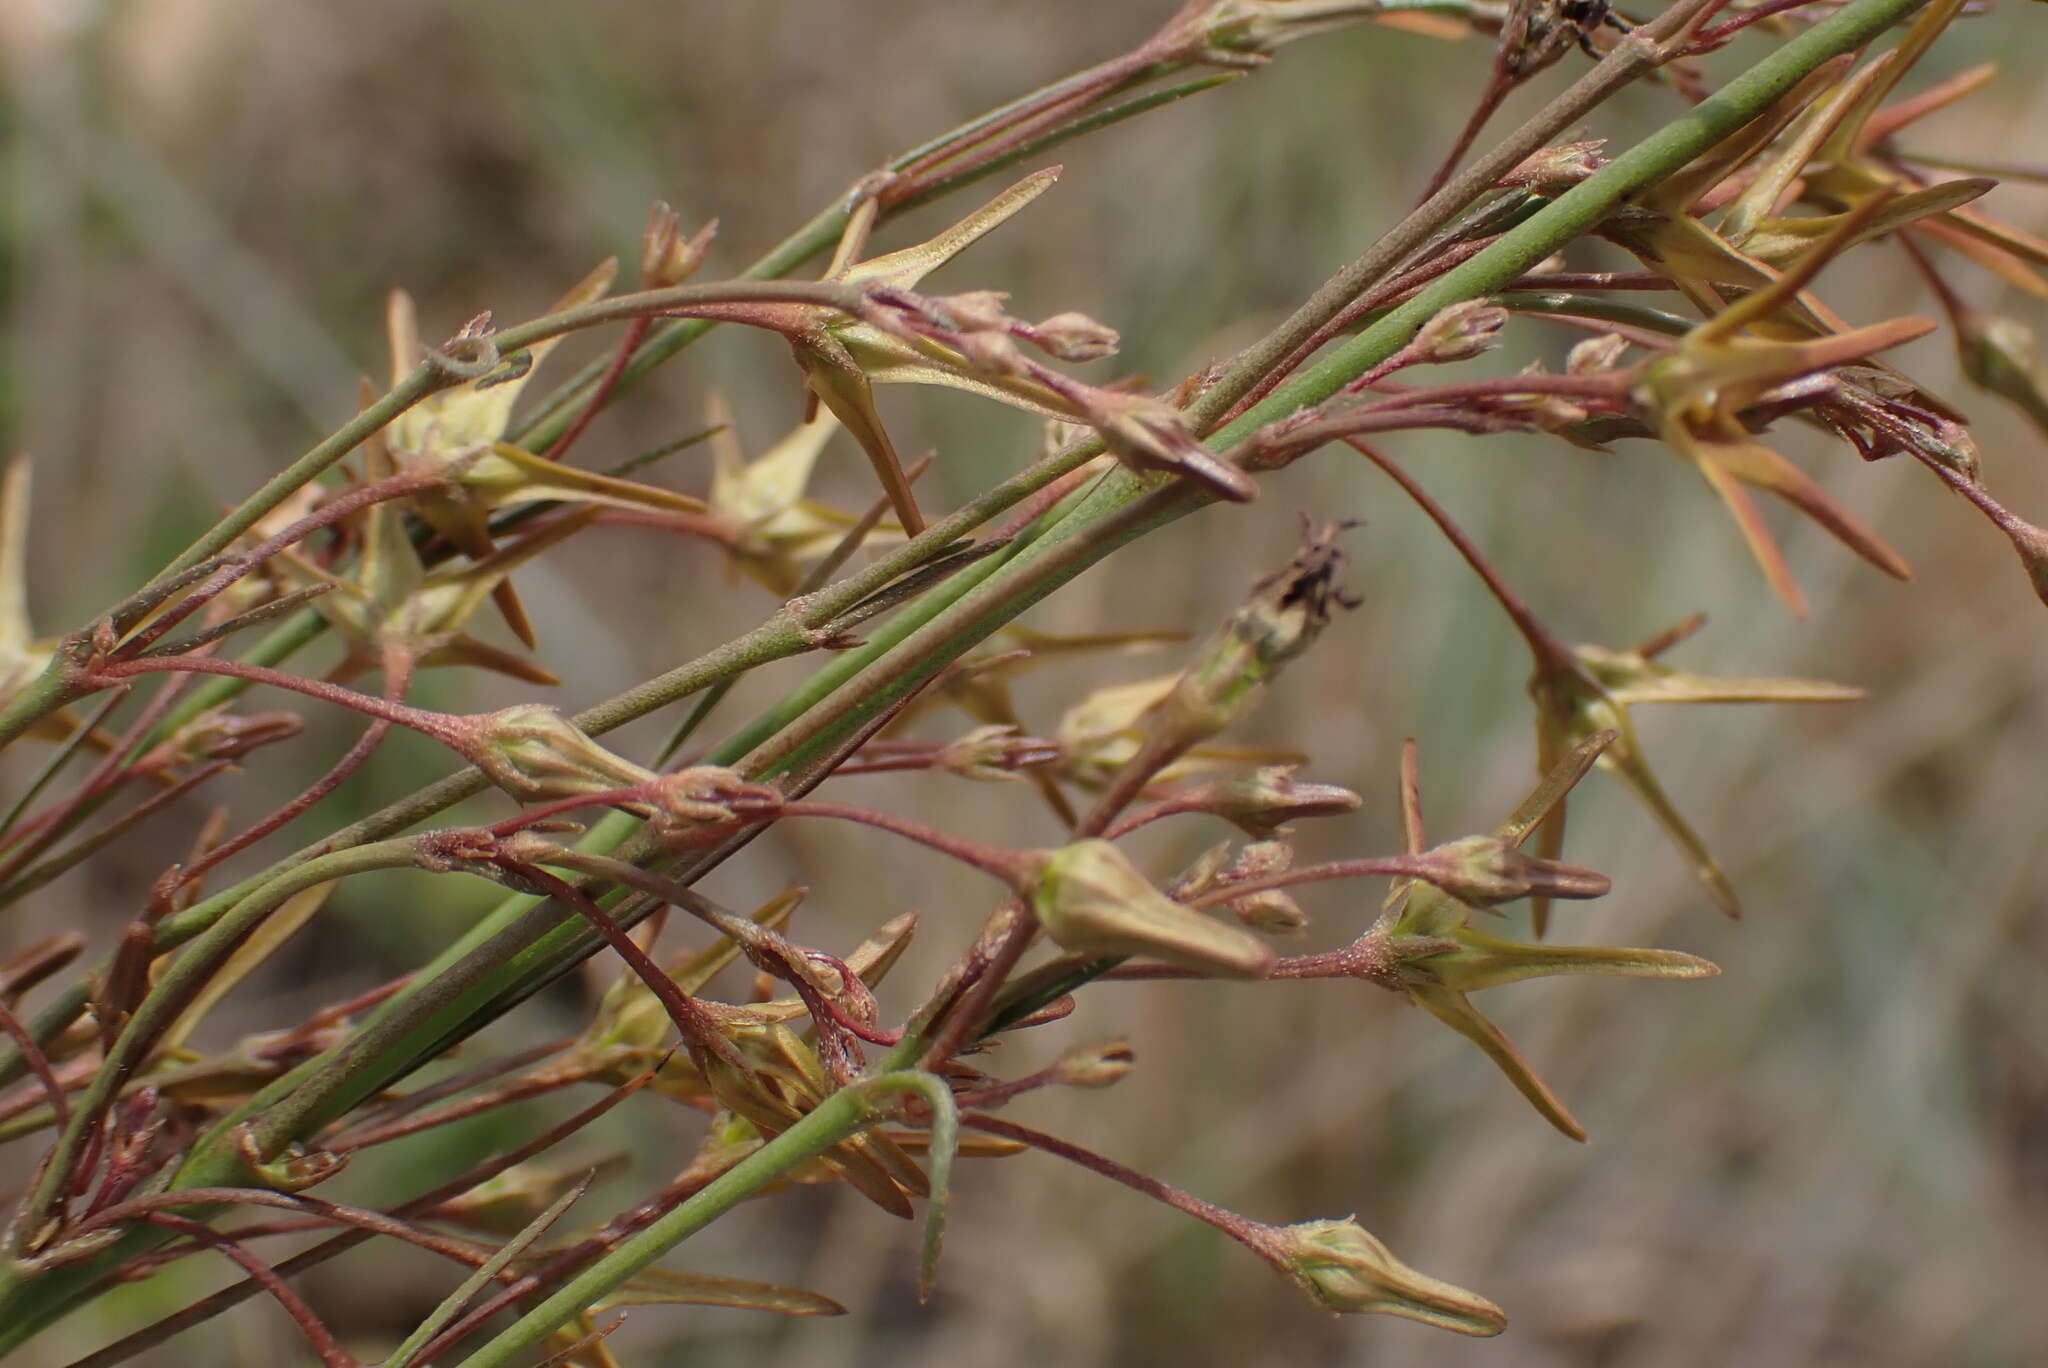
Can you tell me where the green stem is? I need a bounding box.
[447,1072,947,1368]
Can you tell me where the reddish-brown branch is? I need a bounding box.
[0,997,69,1129]
[543,317,653,463]
[159,657,418,900]
[139,1214,356,1368]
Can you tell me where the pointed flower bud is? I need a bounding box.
[1216,840,1310,935]
[1500,138,1607,192]
[1022,311,1120,363]
[1230,885,1309,936]
[1263,1218,1505,1334]
[1052,1038,1135,1089]
[462,704,655,803]
[1566,333,1631,375]
[1029,838,1274,977]
[1412,301,1507,365]
[934,724,1061,781]
[1419,834,1611,907]
[648,766,783,838]
[1192,765,1363,837]
[1094,392,1256,502]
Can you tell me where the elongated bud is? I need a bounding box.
[1053,1038,1135,1089]
[1173,0,1397,63]
[1566,333,1631,375]
[1263,1217,1505,1334]
[463,704,655,803]
[935,724,1061,781]
[646,766,783,841]
[1191,765,1362,837]
[1094,393,1256,502]
[1411,301,1506,365]
[1023,311,1120,362]
[1421,835,1611,906]
[1029,839,1274,977]
[149,708,303,769]
[1500,139,1606,192]
[1219,840,1309,935]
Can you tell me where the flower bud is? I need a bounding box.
[1093,392,1256,502]
[1052,1038,1134,1089]
[1412,301,1506,365]
[1055,676,1178,789]
[1420,834,1611,906]
[1266,1217,1505,1334]
[926,289,1014,333]
[1566,333,1631,375]
[148,708,303,770]
[1230,886,1308,935]
[954,327,1033,378]
[935,724,1060,781]
[648,766,783,838]
[463,704,656,803]
[1029,838,1274,977]
[1197,765,1362,837]
[1023,311,1120,362]
[1500,139,1606,193]
[641,202,717,287]
[1214,840,1309,934]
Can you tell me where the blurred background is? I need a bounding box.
[3,1,2046,1364]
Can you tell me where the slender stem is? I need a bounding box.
[139,1214,354,1368]
[446,1072,939,1368]
[1181,854,1443,910]
[961,1114,1267,1253]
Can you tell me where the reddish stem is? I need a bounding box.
[1180,855,1441,910]
[962,1113,1274,1256]
[543,317,652,463]
[1349,439,1581,674]
[83,656,465,747]
[506,862,751,1076]
[776,799,1036,887]
[122,471,447,655]
[138,1214,356,1368]
[0,997,69,1129]
[163,656,418,899]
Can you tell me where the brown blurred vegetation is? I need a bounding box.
[3,2,2046,1364]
